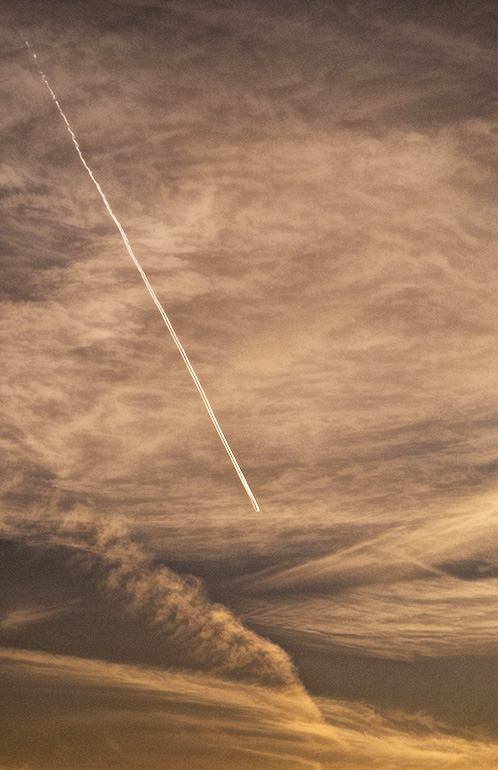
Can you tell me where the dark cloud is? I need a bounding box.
[0,521,310,694]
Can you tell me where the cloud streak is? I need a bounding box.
[2,646,498,770]
[234,490,498,659]
[239,576,498,660]
[0,604,72,632]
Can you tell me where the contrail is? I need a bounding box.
[25,41,259,512]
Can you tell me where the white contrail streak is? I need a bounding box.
[25,41,259,512]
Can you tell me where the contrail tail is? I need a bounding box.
[25,41,260,512]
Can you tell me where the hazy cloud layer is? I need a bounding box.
[233,489,498,659]
[2,0,498,765]
[2,0,498,535]
[239,577,498,659]
[3,647,498,770]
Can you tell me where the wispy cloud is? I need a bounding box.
[80,516,311,692]
[0,604,72,632]
[234,490,498,658]
[2,0,498,762]
[2,647,498,770]
[1,0,497,534]
[239,576,498,659]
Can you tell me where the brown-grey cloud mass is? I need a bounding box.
[82,516,309,690]
[2,0,498,766]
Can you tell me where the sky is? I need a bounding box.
[1,0,498,767]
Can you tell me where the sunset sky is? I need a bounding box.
[2,1,498,767]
